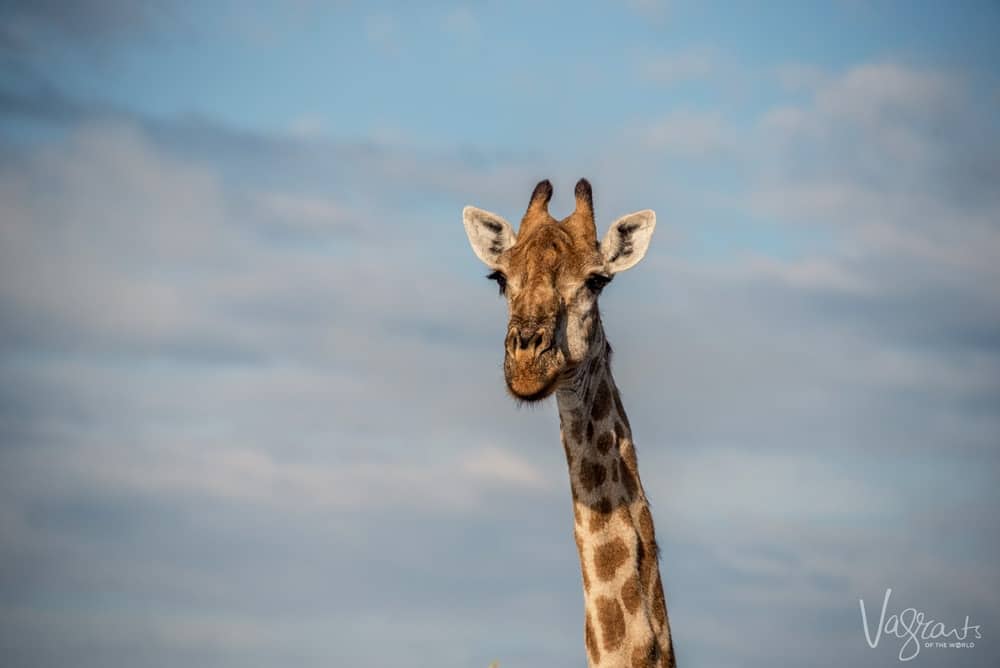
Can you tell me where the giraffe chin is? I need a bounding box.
[504,354,563,403]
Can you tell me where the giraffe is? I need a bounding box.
[462,179,675,667]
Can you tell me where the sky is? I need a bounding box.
[1,1,999,667]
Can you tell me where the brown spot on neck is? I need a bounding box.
[575,532,591,592]
[578,458,607,493]
[612,387,631,431]
[592,379,612,421]
[631,641,660,668]
[596,430,614,454]
[652,571,668,631]
[621,573,641,615]
[585,611,601,663]
[619,459,638,499]
[596,595,626,652]
[593,536,630,581]
[615,419,629,442]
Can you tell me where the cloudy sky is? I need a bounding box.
[1,1,999,667]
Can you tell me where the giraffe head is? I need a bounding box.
[463,179,656,402]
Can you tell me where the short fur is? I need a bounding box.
[463,180,674,667]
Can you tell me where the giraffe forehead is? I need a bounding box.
[507,223,596,278]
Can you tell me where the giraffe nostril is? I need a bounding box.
[531,329,546,351]
[506,328,519,353]
[507,325,553,357]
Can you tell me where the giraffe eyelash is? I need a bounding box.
[585,273,611,293]
[486,271,507,295]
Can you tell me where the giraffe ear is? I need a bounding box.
[601,210,656,274]
[463,206,516,269]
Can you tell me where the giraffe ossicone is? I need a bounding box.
[463,179,675,667]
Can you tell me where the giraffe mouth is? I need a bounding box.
[504,348,564,402]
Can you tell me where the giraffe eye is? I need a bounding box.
[585,274,611,293]
[486,271,507,295]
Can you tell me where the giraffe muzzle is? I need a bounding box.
[503,323,563,401]
[505,325,553,358]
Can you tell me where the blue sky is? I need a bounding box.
[1,2,999,667]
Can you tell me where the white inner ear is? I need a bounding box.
[600,209,656,274]
[463,206,516,268]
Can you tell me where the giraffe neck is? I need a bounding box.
[556,331,675,668]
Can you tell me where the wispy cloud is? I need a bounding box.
[442,7,480,41]
[641,109,732,156]
[0,0,178,57]
[623,0,670,23]
[2,5,998,667]
[641,47,717,85]
[365,11,399,56]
